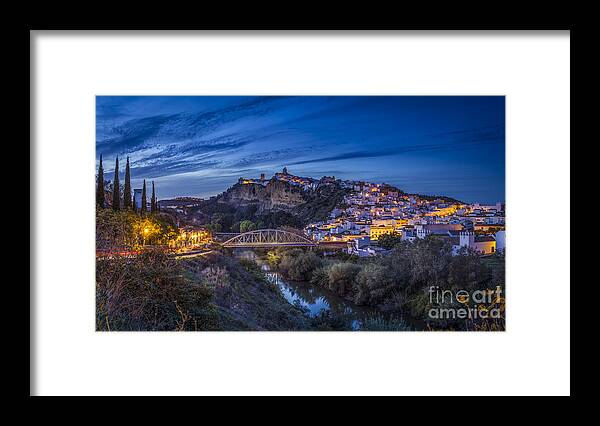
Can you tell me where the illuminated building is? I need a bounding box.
[455,231,496,255]
[416,223,463,239]
[370,225,395,240]
[474,223,505,233]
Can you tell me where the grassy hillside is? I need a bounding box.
[96,250,311,331]
[180,253,311,331]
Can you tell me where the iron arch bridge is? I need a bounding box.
[221,229,317,248]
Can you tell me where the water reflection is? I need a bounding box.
[265,271,330,316]
[236,249,379,330]
[262,266,378,330]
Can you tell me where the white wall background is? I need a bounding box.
[31,31,570,396]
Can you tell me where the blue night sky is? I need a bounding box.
[96,96,505,204]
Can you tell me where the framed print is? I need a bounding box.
[31,30,570,396]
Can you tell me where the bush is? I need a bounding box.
[377,233,402,250]
[278,249,323,281]
[327,262,361,297]
[309,266,330,287]
[96,250,218,331]
[307,237,505,331]
[310,311,352,331]
[266,250,282,269]
[239,220,257,233]
[353,263,398,306]
[360,315,411,331]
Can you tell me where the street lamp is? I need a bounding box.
[143,227,149,246]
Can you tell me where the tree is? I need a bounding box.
[327,262,361,297]
[151,181,157,213]
[353,263,397,306]
[132,193,138,213]
[377,233,402,250]
[112,157,120,211]
[206,222,222,233]
[210,212,233,232]
[123,157,132,210]
[96,154,105,208]
[141,179,147,214]
[278,249,322,282]
[239,220,256,233]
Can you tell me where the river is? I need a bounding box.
[236,250,379,330]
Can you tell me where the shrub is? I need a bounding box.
[96,250,218,331]
[353,263,398,306]
[278,249,322,281]
[359,315,411,331]
[310,311,352,331]
[239,220,257,233]
[377,233,402,250]
[309,266,330,287]
[266,250,282,269]
[447,249,490,291]
[327,262,361,297]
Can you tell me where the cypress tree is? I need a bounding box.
[123,156,132,210]
[96,154,105,208]
[151,181,157,213]
[112,157,120,211]
[141,179,147,214]
[132,192,138,213]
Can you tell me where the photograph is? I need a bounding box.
[95,95,506,332]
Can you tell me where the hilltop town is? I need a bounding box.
[303,175,505,257]
[238,168,505,256]
[160,167,506,257]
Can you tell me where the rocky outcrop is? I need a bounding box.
[190,175,348,227]
[220,178,307,212]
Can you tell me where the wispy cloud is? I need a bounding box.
[288,126,504,167]
[97,96,505,203]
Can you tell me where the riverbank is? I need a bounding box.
[236,249,411,331]
[95,240,504,331]
[179,253,312,330]
[266,240,506,331]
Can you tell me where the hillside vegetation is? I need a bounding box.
[268,238,506,331]
[96,250,312,331]
[187,180,348,232]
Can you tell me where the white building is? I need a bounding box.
[347,236,370,256]
[401,228,417,242]
[453,231,497,255]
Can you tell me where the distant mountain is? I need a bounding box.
[158,197,204,209]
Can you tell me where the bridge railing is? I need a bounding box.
[221,229,316,247]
